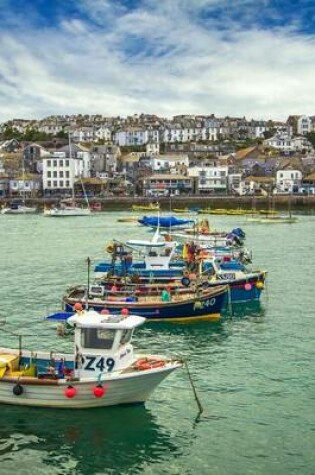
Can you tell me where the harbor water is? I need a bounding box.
[0,212,314,475]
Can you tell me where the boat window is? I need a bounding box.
[120,329,133,346]
[81,328,116,350]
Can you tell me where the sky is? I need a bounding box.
[0,0,314,122]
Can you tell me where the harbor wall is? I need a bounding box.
[1,195,315,211]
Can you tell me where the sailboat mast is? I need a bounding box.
[68,127,74,200]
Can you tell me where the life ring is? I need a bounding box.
[181,277,190,287]
[135,358,166,371]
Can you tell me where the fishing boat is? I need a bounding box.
[1,201,37,215]
[95,234,185,280]
[132,203,160,212]
[247,215,297,223]
[203,258,266,303]
[63,284,228,322]
[0,308,181,408]
[173,208,200,214]
[138,215,195,230]
[170,225,246,248]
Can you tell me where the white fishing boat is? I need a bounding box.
[1,203,37,215]
[0,308,181,408]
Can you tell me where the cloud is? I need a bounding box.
[0,0,314,122]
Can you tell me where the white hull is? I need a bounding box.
[44,207,91,217]
[0,365,178,408]
[1,206,37,215]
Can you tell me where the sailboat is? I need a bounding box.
[44,178,91,217]
[1,158,37,215]
[44,131,91,217]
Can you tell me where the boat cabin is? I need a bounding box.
[68,310,145,377]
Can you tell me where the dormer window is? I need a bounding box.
[81,328,115,350]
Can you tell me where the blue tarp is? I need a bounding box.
[45,312,74,321]
[138,216,194,227]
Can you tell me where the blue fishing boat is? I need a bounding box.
[138,215,194,229]
[63,285,228,323]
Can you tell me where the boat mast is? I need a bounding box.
[68,126,75,201]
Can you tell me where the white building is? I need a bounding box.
[42,152,90,195]
[264,134,312,153]
[94,126,112,142]
[72,127,95,143]
[37,123,64,135]
[276,169,302,193]
[297,116,312,136]
[150,154,189,172]
[146,142,159,156]
[188,165,228,193]
[114,127,148,146]
[163,126,218,144]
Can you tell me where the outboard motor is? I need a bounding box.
[231,228,246,239]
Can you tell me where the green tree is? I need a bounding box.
[306,132,315,148]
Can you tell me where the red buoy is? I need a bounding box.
[244,283,252,291]
[93,385,105,398]
[100,308,110,315]
[74,302,83,312]
[121,308,129,316]
[65,385,76,398]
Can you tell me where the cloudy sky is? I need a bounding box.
[0,0,314,122]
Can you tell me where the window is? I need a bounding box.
[53,160,57,167]
[60,180,64,187]
[47,171,51,178]
[59,171,64,178]
[66,181,70,187]
[53,171,57,178]
[81,328,116,350]
[53,181,57,187]
[66,171,70,178]
[59,160,63,167]
[47,160,51,167]
[65,160,69,167]
[47,181,51,187]
[120,329,133,345]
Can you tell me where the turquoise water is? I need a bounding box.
[0,213,314,475]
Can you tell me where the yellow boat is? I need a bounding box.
[131,203,160,212]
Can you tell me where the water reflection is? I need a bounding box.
[0,405,177,475]
[224,300,266,320]
[136,301,265,354]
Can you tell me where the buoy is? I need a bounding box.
[74,302,83,312]
[13,383,23,396]
[181,277,190,287]
[244,283,252,291]
[65,385,76,398]
[121,308,129,316]
[100,308,110,315]
[106,242,114,253]
[256,281,264,290]
[93,385,105,398]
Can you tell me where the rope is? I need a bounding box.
[183,359,203,416]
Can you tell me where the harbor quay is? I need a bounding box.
[1,194,315,211]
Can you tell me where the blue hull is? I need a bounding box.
[209,274,265,303]
[64,287,228,323]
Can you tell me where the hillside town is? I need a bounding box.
[0,113,315,200]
